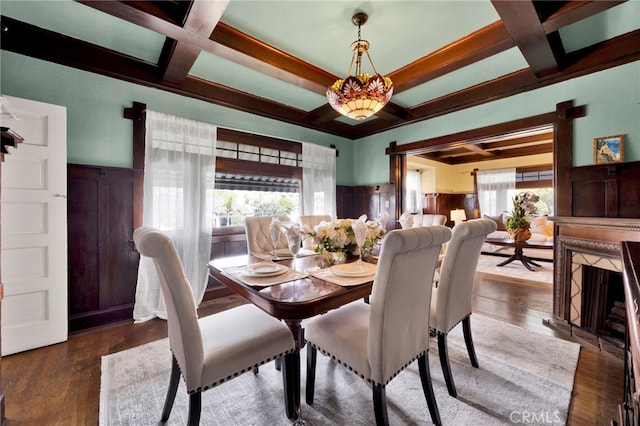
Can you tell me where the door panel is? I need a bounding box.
[0,95,67,355]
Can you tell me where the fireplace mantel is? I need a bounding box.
[550,216,640,232]
[546,216,640,358]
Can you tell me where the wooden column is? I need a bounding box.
[388,141,404,229]
[123,102,146,229]
[553,100,585,216]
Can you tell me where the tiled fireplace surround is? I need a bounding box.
[548,216,640,358]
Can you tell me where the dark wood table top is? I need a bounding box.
[207,254,374,321]
[485,238,554,249]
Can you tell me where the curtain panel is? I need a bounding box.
[405,170,422,213]
[476,168,516,217]
[302,143,336,219]
[134,111,217,322]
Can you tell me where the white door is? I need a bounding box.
[1,95,67,355]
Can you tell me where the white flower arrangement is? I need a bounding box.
[305,218,386,254]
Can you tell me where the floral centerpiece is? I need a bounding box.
[505,191,539,242]
[305,218,386,261]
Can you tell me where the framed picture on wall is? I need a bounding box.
[594,134,624,164]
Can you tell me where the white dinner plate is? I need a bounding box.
[329,262,376,278]
[245,262,288,277]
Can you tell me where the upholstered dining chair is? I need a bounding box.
[299,214,331,249]
[133,227,296,425]
[244,215,290,255]
[429,218,497,398]
[305,226,452,426]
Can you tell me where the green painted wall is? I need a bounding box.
[0,51,355,185]
[352,61,640,185]
[1,50,639,187]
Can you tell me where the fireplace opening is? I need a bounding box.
[581,265,625,347]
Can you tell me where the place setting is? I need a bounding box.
[223,261,309,287]
[224,222,312,286]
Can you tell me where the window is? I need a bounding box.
[212,128,303,227]
[213,174,300,226]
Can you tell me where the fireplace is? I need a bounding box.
[548,217,640,358]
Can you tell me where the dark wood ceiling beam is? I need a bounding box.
[79,1,336,94]
[209,23,336,95]
[179,76,353,136]
[362,29,637,138]
[491,1,560,77]
[460,143,496,158]
[0,15,355,139]
[0,15,160,83]
[388,112,557,156]
[78,1,208,48]
[541,1,627,33]
[209,25,410,122]
[388,21,515,93]
[114,1,189,26]
[561,28,640,76]
[424,142,553,165]
[160,0,229,87]
[430,131,552,158]
[359,69,540,137]
[307,104,341,124]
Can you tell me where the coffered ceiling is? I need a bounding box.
[1,0,639,150]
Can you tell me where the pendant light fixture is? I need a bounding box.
[326,12,393,120]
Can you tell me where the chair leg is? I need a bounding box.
[462,315,479,368]
[418,353,442,426]
[187,392,202,426]
[372,385,389,426]
[305,345,317,405]
[437,332,457,397]
[275,355,282,371]
[161,355,180,422]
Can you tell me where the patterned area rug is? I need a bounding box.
[476,254,553,285]
[100,315,578,425]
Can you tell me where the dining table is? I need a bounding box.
[207,252,377,422]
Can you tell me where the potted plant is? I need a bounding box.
[506,192,540,242]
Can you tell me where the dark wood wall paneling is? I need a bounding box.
[423,193,478,226]
[67,164,139,332]
[570,161,640,218]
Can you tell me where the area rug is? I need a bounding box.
[100,315,578,425]
[476,254,553,286]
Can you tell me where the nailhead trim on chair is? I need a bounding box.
[174,348,295,394]
[308,343,427,388]
[430,314,470,335]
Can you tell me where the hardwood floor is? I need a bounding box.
[2,274,623,425]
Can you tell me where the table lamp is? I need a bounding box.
[450,209,467,226]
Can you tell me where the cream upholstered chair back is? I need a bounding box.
[413,213,448,227]
[368,225,451,385]
[431,219,497,333]
[133,227,204,391]
[244,215,290,255]
[299,215,331,249]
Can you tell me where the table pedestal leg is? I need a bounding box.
[283,319,304,422]
[495,246,540,272]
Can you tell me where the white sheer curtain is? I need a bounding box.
[133,111,216,322]
[302,143,336,218]
[405,170,422,213]
[476,168,516,216]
